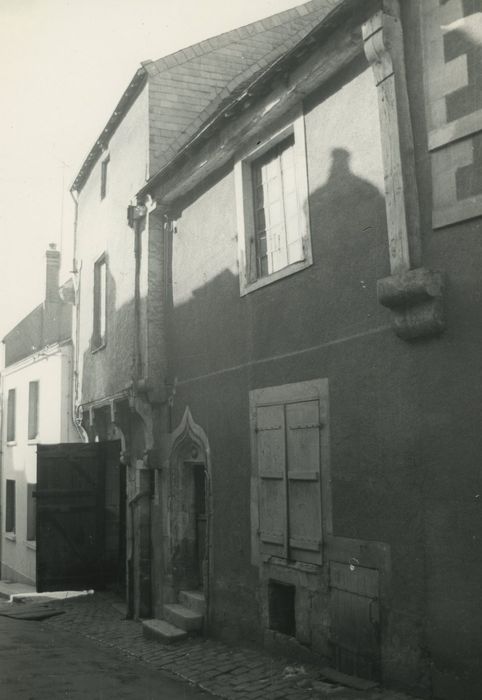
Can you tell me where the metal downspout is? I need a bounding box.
[69,188,88,443]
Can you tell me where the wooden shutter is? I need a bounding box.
[7,389,16,442]
[28,381,39,440]
[256,404,287,558]
[280,144,304,266]
[286,400,323,564]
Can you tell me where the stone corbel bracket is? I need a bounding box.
[377,268,445,340]
[363,0,445,340]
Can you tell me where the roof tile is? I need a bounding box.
[73,1,343,189]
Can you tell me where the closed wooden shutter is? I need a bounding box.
[28,381,39,440]
[256,404,287,558]
[286,400,322,565]
[7,389,16,442]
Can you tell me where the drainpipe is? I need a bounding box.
[128,203,147,385]
[69,188,88,443]
[127,202,152,619]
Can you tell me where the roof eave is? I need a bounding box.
[71,65,149,194]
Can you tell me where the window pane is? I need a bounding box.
[6,480,15,533]
[99,261,106,340]
[252,135,302,278]
[93,257,107,347]
[27,483,36,541]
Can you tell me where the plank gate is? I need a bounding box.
[329,561,381,681]
[36,441,123,593]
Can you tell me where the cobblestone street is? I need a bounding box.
[0,591,422,700]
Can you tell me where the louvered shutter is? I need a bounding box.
[286,400,323,565]
[256,404,287,558]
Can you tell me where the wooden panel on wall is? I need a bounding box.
[422,0,482,228]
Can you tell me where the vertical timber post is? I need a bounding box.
[363,0,445,340]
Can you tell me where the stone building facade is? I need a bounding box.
[69,0,482,697]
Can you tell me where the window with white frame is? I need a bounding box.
[93,254,107,349]
[235,111,312,295]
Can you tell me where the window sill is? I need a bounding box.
[4,532,16,542]
[6,441,17,447]
[25,540,37,551]
[240,258,312,296]
[28,438,39,445]
[91,342,106,354]
[261,555,320,574]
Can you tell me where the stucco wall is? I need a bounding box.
[1,344,74,584]
[403,2,482,696]
[166,11,482,694]
[168,61,412,661]
[75,83,149,405]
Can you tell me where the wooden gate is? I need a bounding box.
[329,561,381,681]
[36,441,121,593]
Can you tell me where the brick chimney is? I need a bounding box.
[45,243,61,302]
[43,243,62,346]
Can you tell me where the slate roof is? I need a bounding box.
[144,0,342,177]
[72,0,342,192]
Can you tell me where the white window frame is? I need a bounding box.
[235,109,313,296]
[92,252,107,351]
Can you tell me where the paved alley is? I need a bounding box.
[0,612,209,700]
[0,591,423,700]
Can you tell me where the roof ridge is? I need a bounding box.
[147,0,326,73]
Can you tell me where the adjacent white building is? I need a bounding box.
[1,245,76,585]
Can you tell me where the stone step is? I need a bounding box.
[179,589,206,616]
[142,618,187,644]
[163,603,203,632]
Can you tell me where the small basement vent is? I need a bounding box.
[269,580,296,637]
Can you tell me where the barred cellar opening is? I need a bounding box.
[268,580,296,637]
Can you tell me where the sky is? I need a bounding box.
[0,0,307,341]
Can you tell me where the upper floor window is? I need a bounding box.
[100,155,109,200]
[93,254,107,349]
[28,381,39,440]
[7,388,16,442]
[235,111,312,296]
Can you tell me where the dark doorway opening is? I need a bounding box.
[269,580,296,637]
[193,464,206,588]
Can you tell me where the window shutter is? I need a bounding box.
[280,144,304,266]
[256,404,287,558]
[7,389,16,442]
[28,381,39,440]
[286,400,323,565]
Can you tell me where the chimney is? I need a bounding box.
[43,243,62,347]
[45,243,61,302]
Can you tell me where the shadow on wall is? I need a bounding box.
[307,146,388,282]
[81,267,137,403]
[169,146,389,382]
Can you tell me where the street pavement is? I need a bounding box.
[0,590,423,700]
[0,613,209,699]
